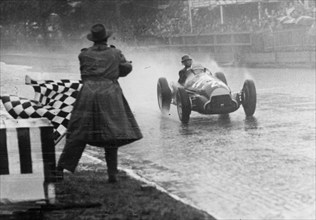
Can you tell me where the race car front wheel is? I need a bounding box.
[157,77,172,113]
[176,87,191,123]
[241,79,256,117]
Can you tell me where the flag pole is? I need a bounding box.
[220,5,224,24]
[188,0,193,33]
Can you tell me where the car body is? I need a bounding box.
[157,64,256,123]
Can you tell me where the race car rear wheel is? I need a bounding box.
[214,72,227,85]
[176,87,191,123]
[157,77,172,113]
[241,79,256,117]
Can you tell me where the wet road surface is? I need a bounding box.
[1,52,315,219]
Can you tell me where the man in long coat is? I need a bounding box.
[57,24,142,183]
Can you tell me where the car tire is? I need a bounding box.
[157,77,172,113]
[241,79,256,117]
[176,87,191,123]
[214,72,227,85]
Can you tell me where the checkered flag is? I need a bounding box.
[1,75,82,142]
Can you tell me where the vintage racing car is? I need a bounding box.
[157,64,256,123]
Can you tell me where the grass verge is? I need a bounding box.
[42,167,216,220]
[0,140,216,220]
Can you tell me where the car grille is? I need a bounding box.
[209,95,232,109]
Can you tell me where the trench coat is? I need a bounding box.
[66,42,142,148]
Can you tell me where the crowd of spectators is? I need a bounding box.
[144,0,316,36]
[1,0,315,48]
[134,0,191,37]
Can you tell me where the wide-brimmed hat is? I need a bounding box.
[181,55,192,63]
[87,24,112,42]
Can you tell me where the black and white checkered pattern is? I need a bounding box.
[1,75,82,142]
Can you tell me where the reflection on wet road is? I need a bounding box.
[1,54,315,219]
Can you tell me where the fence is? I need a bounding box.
[161,28,315,52]
[164,32,252,53]
[259,28,316,52]
[1,27,315,65]
[154,28,315,65]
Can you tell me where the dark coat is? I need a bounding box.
[66,42,142,148]
[178,67,190,85]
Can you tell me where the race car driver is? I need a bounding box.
[178,54,193,85]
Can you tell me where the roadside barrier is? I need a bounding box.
[260,28,315,52]
[0,118,56,203]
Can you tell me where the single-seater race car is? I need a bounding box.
[157,64,256,123]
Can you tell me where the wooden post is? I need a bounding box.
[273,32,278,64]
[220,5,224,24]
[188,0,193,33]
[258,1,262,21]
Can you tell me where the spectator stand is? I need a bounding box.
[0,0,315,65]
